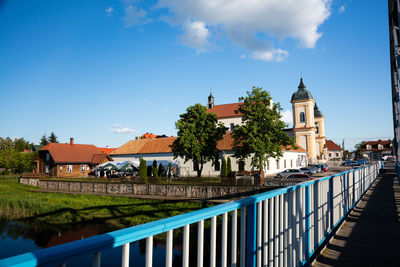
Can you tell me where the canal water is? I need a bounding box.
[0,220,187,266]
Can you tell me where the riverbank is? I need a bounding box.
[0,176,209,231]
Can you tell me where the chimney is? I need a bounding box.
[70,138,74,145]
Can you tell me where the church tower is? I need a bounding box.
[208,92,214,109]
[314,104,327,158]
[291,78,317,163]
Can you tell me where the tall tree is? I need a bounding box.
[227,157,232,176]
[172,104,226,177]
[152,160,159,178]
[221,157,227,177]
[48,132,58,143]
[139,158,147,179]
[40,134,49,145]
[232,87,296,171]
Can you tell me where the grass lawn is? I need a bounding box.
[0,176,210,231]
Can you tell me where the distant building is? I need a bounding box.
[361,139,393,160]
[37,138,112,178]
[110,134,307,177]
[325,140,343,161]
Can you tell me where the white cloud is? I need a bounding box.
[110,125,139,134]
[122,0,149,27]
[339,5,345,14]
[105,7,114,16]
[181,21,210,52]
[281,110,293,127]
[156,0,331,61]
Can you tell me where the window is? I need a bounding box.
[66,165,72,173]
[329,153,332,157]
[336,153,339,157]
[45,165,49,174]
[378,144,383,150]
[291,160,293,168]
[300,112,305,123]
[230,123,235,131]
[267,160,270,170]
[238,160,245,171]
[366,145,371,150]
[315,125,319,134]
[276,160,280,169]
[81,164,86,172]
[214,160,220,171]
[284,160,287,168]
[46,153,50,161]
[193,162,199,171]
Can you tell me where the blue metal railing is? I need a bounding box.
[0,162,381,267]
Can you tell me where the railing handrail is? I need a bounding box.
[0,163,380,267]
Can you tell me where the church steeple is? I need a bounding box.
[208,91,214,109]
[298,77,306,90]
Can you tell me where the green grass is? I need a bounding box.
[0,176,210,232]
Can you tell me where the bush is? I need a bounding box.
[221,157,227,177]
[227,157,232,177]
[152,160,159,178]
[139,158,147,179]
[158,163,164,177]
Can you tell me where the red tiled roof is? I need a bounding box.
[97,147,115,154]
[207,103,243,118]
[326,140,342,151]
[112,133,307,155]
[110,137,177,155]
[40,143,105,164]
[363,139,392,146]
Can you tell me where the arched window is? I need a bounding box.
[300,112,305,123]
[315,125,319,134]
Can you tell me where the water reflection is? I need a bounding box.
[0,220,184,266]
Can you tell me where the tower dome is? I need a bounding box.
[314,103,324,118]
[291,78,314,102]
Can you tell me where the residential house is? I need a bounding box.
[110,134,307,177]
[325,140,343,161]
[37,138,112,178]
[361,139,393,160]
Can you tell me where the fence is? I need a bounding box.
[0,162,381,267]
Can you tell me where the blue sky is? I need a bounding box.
[0,0,392,150]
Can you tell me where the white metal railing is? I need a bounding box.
[0,162,381,267]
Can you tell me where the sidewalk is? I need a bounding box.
[312,164,400,266]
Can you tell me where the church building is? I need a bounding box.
[287,78,327,163]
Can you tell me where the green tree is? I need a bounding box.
[158,163,164,177]
[139,158,147,179]
[48,132,58,143]
[232,87,296,171]
[227,157,232,176]
[40,134,49,145]
[221,157,227,177]
[13,138,33,152]
[354,141,365,158]
[172,104,226,177]
[0,137,14,150]
[152,160,159,178]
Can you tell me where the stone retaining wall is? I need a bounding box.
[19,178,269,199]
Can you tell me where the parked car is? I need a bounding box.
[357,158,369,165]
[342,160,356,166]
[300,167,316,175]
[310,164,328,172]
[276,169,304,178]
[351,162,361,167]
[286,173,311,179]
[309,164,321,173]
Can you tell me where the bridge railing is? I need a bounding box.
[0,162,381,267]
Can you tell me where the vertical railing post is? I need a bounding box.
[305,185,310,262]
[146,236,153,267]
[329,177,334,231]
[166,230,173,267]
[93,252,101,267]
[240,207,246,267]
[232,210,238,267]
[197,220,204,267]
[344,173,347,215]
[122,243,130,267]
[246,203,257,267]
[183,225,190,267]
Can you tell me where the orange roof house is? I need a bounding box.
[326,140,342,151]
[37,138,112,178]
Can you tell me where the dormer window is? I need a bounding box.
[300,112,305,123]
[378,144,383,150]
[366,145,371,150]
